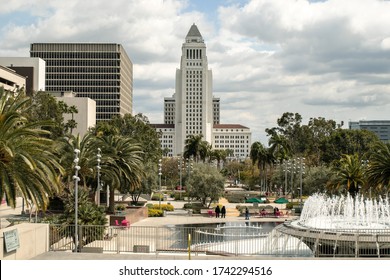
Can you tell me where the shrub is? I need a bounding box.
[151,193,164,201]
[115,204,126,211]
[286,202,294,209]
[145,203,154,209]
[148,208,164,217]
[152,204,174,211]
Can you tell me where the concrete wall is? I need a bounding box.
[109,207,148,226]
[0,223,49,260]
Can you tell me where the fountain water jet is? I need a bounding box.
[275,193,390,257]
[298,193,390,230]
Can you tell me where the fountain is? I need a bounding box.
[275,193,390,257]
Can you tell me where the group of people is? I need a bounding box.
[215,205,226,218]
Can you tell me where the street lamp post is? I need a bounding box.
[73,149,81,253]
[298,157,305,209]
[283,161,288,195]
[178,157,183,200]
[96,148,101,205]
[361,160,370,198]
[158,159,162,209]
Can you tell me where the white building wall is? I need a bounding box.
[0,57,45,92]
[55,92,96,137]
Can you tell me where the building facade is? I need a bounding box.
[349,120,390,142]
[0,57,46,95]
[0,65,26,93]
[30,43,133,121]
[152,24,252,159]
[51,91,96,138]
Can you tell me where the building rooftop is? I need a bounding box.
[213,124,250,129]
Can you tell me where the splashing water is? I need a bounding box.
[298,193,390,230]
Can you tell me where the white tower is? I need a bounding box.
[174,24,213,155]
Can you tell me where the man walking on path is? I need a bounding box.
[220,206,226,218]
[245,207,250,220]
[215,205,221,218]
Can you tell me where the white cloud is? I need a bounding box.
[1,0,390,144]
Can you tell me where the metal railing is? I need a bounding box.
[49,224,390,258]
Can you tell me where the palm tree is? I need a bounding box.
[184,134,203,162]
[328,154,365,197]
[55,133,96,189]
[94,135,144,213]
[366,141,390,194]
[268,132,291,163]
[0,90,64,209]
[199,141,212,162]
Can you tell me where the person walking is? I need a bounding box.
[215,205,221,218]
[245,207,250,220]
[220,206,226,218]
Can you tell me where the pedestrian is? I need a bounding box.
[215,205,221,218]
[245,207,250,220]
[221,206,226,218]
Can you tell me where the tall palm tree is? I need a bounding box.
[328,154,365,197]
[366,141,390,194]
[250,141,273,190]
[268,132,291,163]
[0,90,64,209]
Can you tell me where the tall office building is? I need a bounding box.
[30,43,133,121]
[349,120,390,142]
[153,24,252,159]
[174,24,214,154]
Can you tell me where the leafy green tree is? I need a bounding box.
[320,129,380,164]
[303,165,333,195]
[26,91,71,139]
[0,90,64,209]
[161,157,179,189]
[366,141,390,195]
[186,163,225,207]
[303,117,339,165]
[266,112,304,155]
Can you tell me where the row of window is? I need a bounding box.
[46,60,120,67]
[46,67,121,73]
[186,62,202,66]
[214,140,250,144]
[46,74,120,80]
[46,86,120,93]
[186,70,202,74]
[214,145,249,149]
[215,129,247,132]
[215,135,249,139]
[47,80,120,87]
[186,131,201,135]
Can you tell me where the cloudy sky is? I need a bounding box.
[1,0,390,144]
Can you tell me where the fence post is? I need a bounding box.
[188,233,191,260]
[116,228,120,254]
